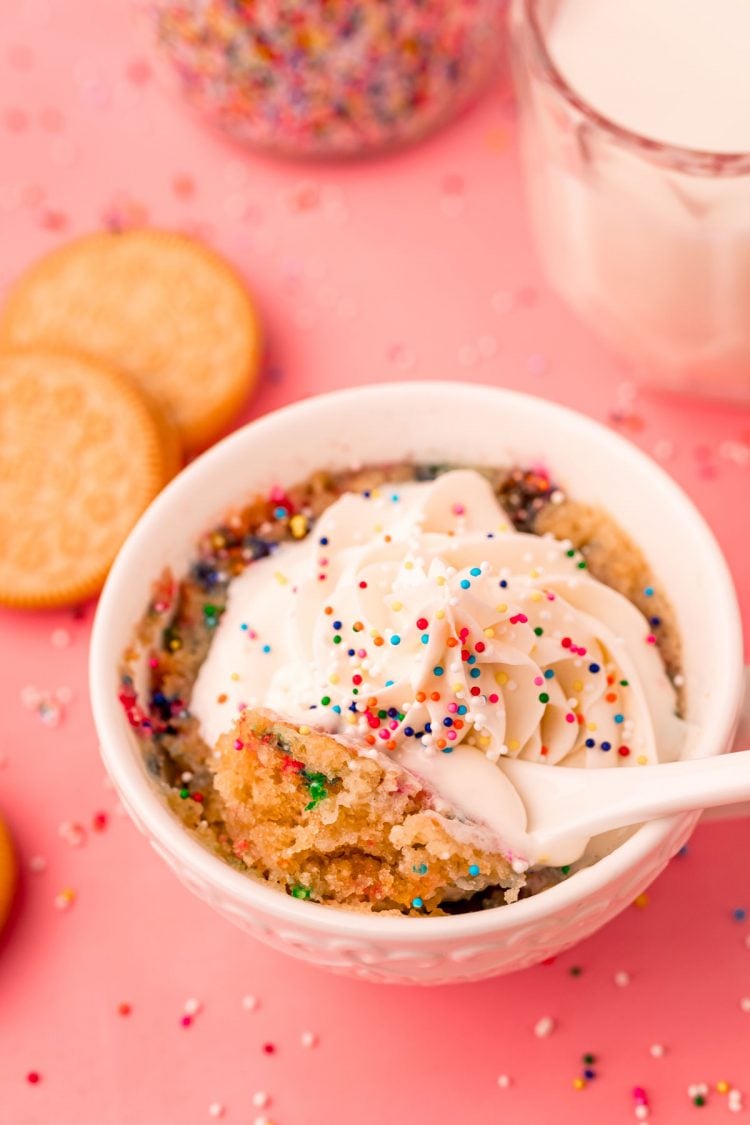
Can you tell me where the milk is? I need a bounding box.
[511,0,750,397]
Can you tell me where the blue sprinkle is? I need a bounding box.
[347,648,355,656]
[403,726,415,737]
[332,620,342,629]
[460,579,471,590]
[470,668,481,679]
[273,506,288,519]
[614,714,624,724]
[499,579,508,588]
[443,717,453,727]
[385,680,394,687]
[391,493,400,502]
[421,634,430,644]
[424,722,432,734]
[650,616,661,627]
[644,586,654,597]
[433,666,444,676]
[414,863,428,875]
[362,490,371,498]
[470,567,481,577]
[733,907,747,922]
[412,897,424,909]
[457,705,468,715]
[390,635,401,646]
[387,707,398,718]
[348,702,358,712]
[240,623,248,631]
[486,533,495,539]
[262,644,271,654]
[589,663,601,673]
[544,669,555,679]
[677,845,689,857]
[441,746,454,753]
[319,536,329,546]
[332,705,341,714]
[601,741,612,751]
[583,1069,596,1080]
[468,864,480,877]
[585,738,595,748]
[467,655,476,665]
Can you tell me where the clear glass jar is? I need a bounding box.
[510,0,750,401]
[142,0,507,159]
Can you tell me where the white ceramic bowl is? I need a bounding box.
[90,383,744,984]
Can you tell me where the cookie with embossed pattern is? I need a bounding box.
[0,350,169,608]
[0,229,262,453]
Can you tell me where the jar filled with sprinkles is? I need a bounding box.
[143,0,507,157]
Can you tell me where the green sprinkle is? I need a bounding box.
[534,626,544,636]
[291,884,312,900]
[378,710,388,719]
[320,696,331,706]
[693,1096,706,1107]
[577,560,587,569]
[560,865,571,875]
[539,692,550,704]
[203,603,219,617]
[179,788,190,800]
[333,635,342,644]
[566,549,576,557]
[620,679,629,687]
[582,1053,596,1065]
[569,966,583,977]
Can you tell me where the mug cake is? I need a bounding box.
[119,459,687,916]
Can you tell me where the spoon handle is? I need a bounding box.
[529,750,750,852]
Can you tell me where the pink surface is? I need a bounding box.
[1,3,750,1123]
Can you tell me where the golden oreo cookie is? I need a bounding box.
[0,351,168,608]
[0,229,262,453]
[0,814,16,931]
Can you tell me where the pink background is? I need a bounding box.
[1,3,750,1123]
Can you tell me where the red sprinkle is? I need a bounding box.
[92,811,108,832]
[262,1042,276,1054]
[618,746,631,757]
[416,617,428,629]
[181,1015,193,1028]
[117,1002,132,1017]
[26,1072,41,1085]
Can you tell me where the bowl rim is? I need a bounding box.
[90,381,744,940]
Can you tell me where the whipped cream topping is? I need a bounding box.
[191,470,687,866]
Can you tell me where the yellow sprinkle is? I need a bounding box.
[497,523,509,533]
[404,561,414,570]
[717,1081,730,1095]
[230,673,240,682]
[573,680,583,692]
[586,722,597,732]
[496,603,508,614]
[637,754,648,765]
[484,627,495,638]
[478,736,491,748]
[508,739,519,752]
[274,570,289,585]
[329,674,340,684]
[572,1078,586,1091]
[347,714,357,725]
[530,591,543,602]
[298,725,311,735]
[529,568,540,579]
[436,576,446,586]
[391,601,403,612]
[436,609,445,619]
[371,489,381,498]
[289,514,308,539]
[374,523,383,533]
[495,671,508,686]
[633,893,650,909]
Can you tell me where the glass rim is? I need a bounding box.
[518,0,750,177]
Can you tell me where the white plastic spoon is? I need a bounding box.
[499,751,750,864]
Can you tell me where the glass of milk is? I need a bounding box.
[510,0,750,400]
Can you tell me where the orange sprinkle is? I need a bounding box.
[453,719,464,730]
[605,692,617,703]
[607,673,616,685]
[367,697,378,708]
[430,691,441,701]
[324,606,333,615]
[353,621,364,632]
[540,745,549,756]
[374,636,384,647]
[386,740,397,750]
[416,691,427,703]
[365,734,376,746]
[436,739,447,749]
[447,637,459,648]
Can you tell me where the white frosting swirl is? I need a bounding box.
[191,470,687,866]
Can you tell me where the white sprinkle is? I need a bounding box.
[740,996,750,1012]
[58,821,86,848]
[254,1118,273,1125]
[649,1043,665,1058]
[241,994,259,1011]
[614,970,631,987]
[744,933,750,950]
[29,856,47,874]
[184,998,202,1016]
[208,1105,224,1119]
[50,628,71,649]
[635,1106,650,1120]
[252,1092,270,1108]
[300,1030,318,1048]
[688,1083,709,1098]
[497,1074,511,1088]
[534,1016,556,1038]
